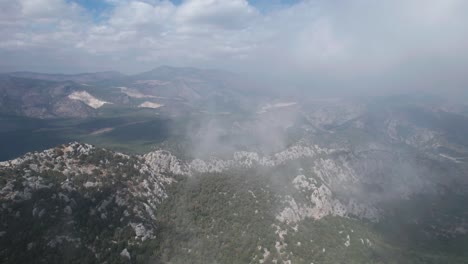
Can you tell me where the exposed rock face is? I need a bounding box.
[52,98,96,118]
[139,101,164,109]
[68,91,109,109]
[120,248,131,259]
[277,174,379,224]
[0,77,98,118]
[143,150,187,175]
[185,145,332,174]
[1,131,467,263]
[145,137,461,226]
[0,142,174,263]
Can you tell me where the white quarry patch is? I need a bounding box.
[139,101,164,109]
[68,91,109,109]
[258,102,297,114]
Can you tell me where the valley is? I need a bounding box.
[1,67,468,263]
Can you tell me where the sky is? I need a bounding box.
[1,0,468,94]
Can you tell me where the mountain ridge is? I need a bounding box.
[2,137,468,263]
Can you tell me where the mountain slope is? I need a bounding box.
[0,76,103,118]
[2,139,468,263]
[0,66,259,119]
[0,143,173,263]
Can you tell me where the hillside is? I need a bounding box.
[2,67,468,263]
[1,136,468,263]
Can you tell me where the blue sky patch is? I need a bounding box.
[72,0,302,15]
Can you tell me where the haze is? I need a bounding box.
[1,0,468,95]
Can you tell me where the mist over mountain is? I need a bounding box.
[1,66,468,263]
[2,0,468,95]
[2,0,468,263]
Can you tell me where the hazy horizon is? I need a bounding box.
[2,0,468,95]
[2,2,468,263]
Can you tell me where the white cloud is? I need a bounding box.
[176,0,258,31]
[1,0,468,93]
[17,0,85,21]
[20,0,66,17]
[109,1,176,28]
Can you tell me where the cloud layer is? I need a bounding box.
[1,0,468,94]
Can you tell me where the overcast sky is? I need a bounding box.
[1,0,468,94]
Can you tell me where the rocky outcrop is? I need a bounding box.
[0,142,175,263]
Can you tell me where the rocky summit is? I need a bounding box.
[2,126,468,264]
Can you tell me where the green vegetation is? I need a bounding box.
[153,170,280,263]
[147,167,468,264]
[2,145,468,263]
[0,113,178,161]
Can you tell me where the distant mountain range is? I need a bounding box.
[0,66,260,119]
[5,71,124,82]
[1,67,468,263]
